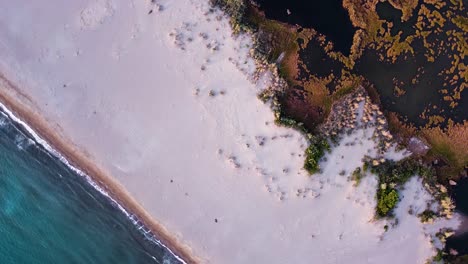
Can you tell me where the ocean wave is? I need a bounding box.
[0,118,5,127]
[0,102,186,264]
[14,133,34,150]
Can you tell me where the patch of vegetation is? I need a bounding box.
[276,113,331,176]
[452,15,468,31]
[304,136,330,174]
[433,249,445,262]
[388,0,418,21]
[248,12,299,64]
[257,88,275,103]
[275,112,331,176]
[376,188,399,217]
[364,158,435,217]
[272,96,308,133]
[210,0,248,33]
[269,94,331,176]
[351,167,364,185]
[367,158,432,185]
[418,209,437,223]
[330,78,362,101]
[422,121,468,179]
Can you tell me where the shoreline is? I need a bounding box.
[0,75,198,264]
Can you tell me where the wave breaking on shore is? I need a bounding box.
[0,101,187,264]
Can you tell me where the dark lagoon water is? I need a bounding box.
[254,0,355,55]
[356,1,467,128]
[0,107,182,264]
[354,40,467,128]
[375,1,416,40]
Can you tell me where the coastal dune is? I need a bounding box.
[0,0,459,263]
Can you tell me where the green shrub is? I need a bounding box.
[367,158,419,185]
[351,167,364,185]
[277,117,298,127]
[418,209,437,223]
[257,89,274,103]
[304,136,330,174]
[210,0,248,32]
[433,249,444,262]
[363,161,369,172]
[376,188,399,217]
[364,158,437,217]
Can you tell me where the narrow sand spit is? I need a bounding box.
[0,0,460,263]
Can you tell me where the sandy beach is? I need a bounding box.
[0,0,461,263]
[0,78,199,263]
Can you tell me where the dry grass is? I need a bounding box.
[388,0,419,21]
[386,112,417,139]
[303,77,331,116]
[247,7,298,61]
[422,121,468,177]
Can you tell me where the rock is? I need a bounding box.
[407,137,430,155]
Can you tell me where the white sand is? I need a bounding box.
[0,0,460,263]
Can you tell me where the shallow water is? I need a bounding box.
[0,110,181,264]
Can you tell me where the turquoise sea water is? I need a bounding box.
[0,108,182,264]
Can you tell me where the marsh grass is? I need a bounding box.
[422,121,468,179]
